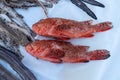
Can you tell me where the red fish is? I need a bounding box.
[25,40,110,63]
[32,18,112,40]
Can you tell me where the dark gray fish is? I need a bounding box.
[71,0,97,19]
[0,17,32,59]
[2,0,53,8]
[0,64,19,80]
[0,14,35,41]
[45,0,60,4]
[0,2,24,21]
[82,0,105,7]
[71,0,105,19]
[0,2,36,40]
[0,45,37,80]
[0,1,42,79]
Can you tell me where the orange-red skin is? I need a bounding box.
[27,18,111,63]
[32,18,112,40]
[25,40,110,63]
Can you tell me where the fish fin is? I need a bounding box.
[81,34,94,38]
[87,49,110,60]
[92,22,112,32]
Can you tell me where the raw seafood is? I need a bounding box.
[0,1,37,59]
[1,0,53,8]
[71,0,105,19]
[0,45,36,80]
[1,0,105,19]
[0,64,19,80]
[0,17,32,59]
[43,0,105,19]
[2,0,105,19]
[25,40,110,63]
[45,0,60,4]
[0,1,36,40]
[32,18,112,40]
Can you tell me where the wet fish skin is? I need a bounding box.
[2,0,53,8]
[71,0,97,19]
[0,45,37,80]
[0,64,19,80]
[0,2,36,40]
[0,17,32,59]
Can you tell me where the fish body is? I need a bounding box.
[0,45,36,80]
[0,64,19,80]
[0,18,31,59]
[2,0,53,8]
[32,18,112,40]
[25,40,110,63]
